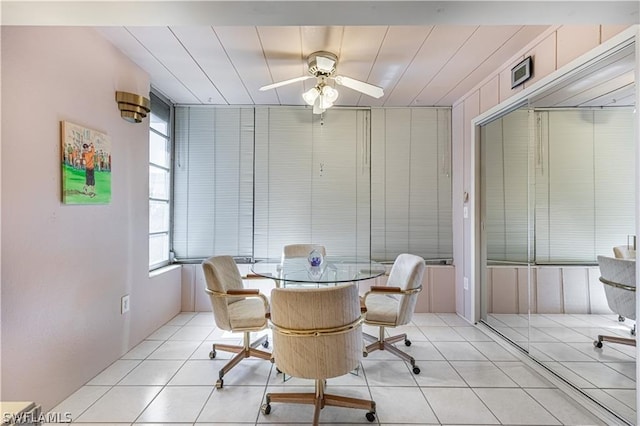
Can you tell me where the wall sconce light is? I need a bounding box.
[115,91,150,123]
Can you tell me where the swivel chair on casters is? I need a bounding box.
[262,283,376,425]
[202,255,272,388]
[362,253,426,374]
[593,255,636,349]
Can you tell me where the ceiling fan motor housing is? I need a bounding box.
[307,51,338,76]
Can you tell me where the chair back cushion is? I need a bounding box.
[613,245,636,259]
[270,284,361,380]
[597,255,636,320]
[202,255,245,330]
[387,253,426,325]
[282,244,327,259]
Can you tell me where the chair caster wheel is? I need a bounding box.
[618,315,625,322]
[362,351,368,357]
[209,350,216,359]
[412,366,421,374]
[594,340,603,348]
[216,379,223,389]
[261,404,271,415]
[263,340,269,348]
[405,339,412,347]
[365,411,376,422]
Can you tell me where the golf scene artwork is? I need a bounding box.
[61,121,111,204]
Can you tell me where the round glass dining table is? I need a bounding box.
[250,256,386,286]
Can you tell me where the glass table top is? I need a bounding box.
[250,256,386,285]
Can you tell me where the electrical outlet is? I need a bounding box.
[121,294,130,314]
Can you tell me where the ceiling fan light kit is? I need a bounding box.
[302,86,321,105]
[260,51,384,114]
[303,82,339,114]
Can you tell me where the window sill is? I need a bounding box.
[149,264,181,278]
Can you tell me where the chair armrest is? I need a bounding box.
[243,272,273,279]
[205,287,270,315]
[369,286,403,293]
[362,285,423,305]
[243,273,266,279]
[227,288,260,295]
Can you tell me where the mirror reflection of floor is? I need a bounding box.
[487,313,636,423]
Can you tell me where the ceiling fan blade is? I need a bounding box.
[334,75,384,99]
[259,75,312,91]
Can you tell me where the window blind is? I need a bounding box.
[482,109,531,263]
[171,105,454,263]
[536,109,635,262]
[172,107,254,260]
[253,107,371,259]
[370,108,453,262]
[482,108,635,264]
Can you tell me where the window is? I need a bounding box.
[172,107,255,260]
[172,105,454,263]
[253,107,371,259]
[149,92,173,270]
[370,108,453,261]
[535,108,635,263]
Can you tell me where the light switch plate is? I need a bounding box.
[121,294,130,314]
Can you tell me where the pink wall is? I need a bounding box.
[1,27,182,410]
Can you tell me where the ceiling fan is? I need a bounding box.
[259,51,384,114]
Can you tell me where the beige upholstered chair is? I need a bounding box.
[277,244,327,287]
[202,255,272,388]
[594,255,636,348]
[262,283,376,425]
[362,253,426,374]
[611,246,636,323]
[282,243,327,259]
[613,245,636,260]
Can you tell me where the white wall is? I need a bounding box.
[1,27,182,410]
[451,24,633,323]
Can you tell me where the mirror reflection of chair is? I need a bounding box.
[202,255,272,388]
[613,245,636,260]
[593,255,636,349]
[611,245,636,324]
[362,253,425,374]
[262,283,376,425]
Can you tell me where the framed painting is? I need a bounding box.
[61,121,111,204]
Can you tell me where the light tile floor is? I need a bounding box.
[488,313,636,425]
[54,312,623,425]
